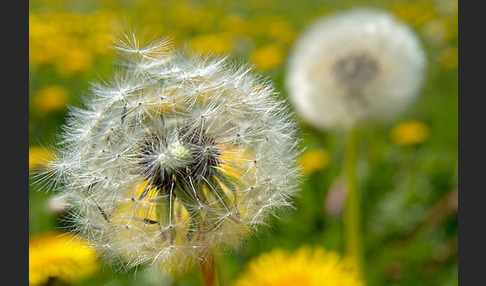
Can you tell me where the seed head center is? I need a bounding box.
[332,52,379,86]
[168,141,192,162]
[157,152,167,165]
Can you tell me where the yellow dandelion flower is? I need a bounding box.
[267,20,296,44]
[234,246,364,286]
[392,0,437,28]
[391,120,429,146]
[88,10,120,56]
[56,45,94,77]
[32,85,70,115]
[29,232,100,286]
[29,146,54,170]
[29,14,59,67]
[438,47,458,70]
[299,148,330,176]
[90,31,115,55]
[222,14,248,35]
[172,3,205,29]
[29,9,118,74]
[250,44,285,71]
[443,13,458,42]
[190,33,234,55]
[421,18,448,45]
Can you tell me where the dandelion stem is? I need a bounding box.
[200,251,219,286]
[344,128,364,279]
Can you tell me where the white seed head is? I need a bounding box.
[35,32,301,276]
[286,8,427,130]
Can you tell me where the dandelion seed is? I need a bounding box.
[286,8,426,131]
[34,32,301,278]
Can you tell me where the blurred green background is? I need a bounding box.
[29,0,458,285]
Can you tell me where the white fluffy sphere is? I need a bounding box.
[36,34,301,275]
[286,8,426,130]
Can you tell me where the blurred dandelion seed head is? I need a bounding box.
[35,32,301,276]
[286,8,426,130]
[332,52,379,86]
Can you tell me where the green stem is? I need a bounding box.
[344,128,364,279]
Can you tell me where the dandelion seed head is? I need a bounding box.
[35,32,301,276]
[286,8,426,130]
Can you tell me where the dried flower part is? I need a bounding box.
[37,33,300,275]
[286,8,426,130]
